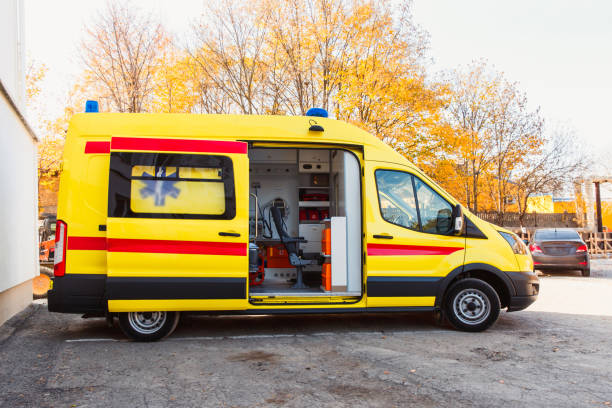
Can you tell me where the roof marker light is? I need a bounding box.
[306,108,328,118]
[85,100,99,113]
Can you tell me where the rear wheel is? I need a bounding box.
[444,278,500,332]
[118,311,180,341]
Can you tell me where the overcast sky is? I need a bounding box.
[25,0,612,179]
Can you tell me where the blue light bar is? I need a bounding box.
[306,108,328,118]
[85,100,99,113]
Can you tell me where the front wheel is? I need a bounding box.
[444,278,500,332]
[118,311,180,341]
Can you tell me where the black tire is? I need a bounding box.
[118,311,180,341]
[39,266,54,278]
[444,278,501,332]
[581,268,590,277]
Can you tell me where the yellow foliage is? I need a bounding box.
[601,201,612,231]
[26,61,47,104]
[33,1,568,220]
[526,195,554,213]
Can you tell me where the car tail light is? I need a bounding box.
[529,244,543,254]
[576,244,588,253]
[54,220,67,277]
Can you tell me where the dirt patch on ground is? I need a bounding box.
[471,347,519,362]
[226,350,279,363]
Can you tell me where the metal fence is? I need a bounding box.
[580,232,612,256]
[476,212,578,228]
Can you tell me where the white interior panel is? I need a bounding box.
[332,151,362,292]
[331,216,348,290]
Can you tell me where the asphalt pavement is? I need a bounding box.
[1,261,611,407]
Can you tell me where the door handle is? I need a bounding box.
[219,232,241,237]
[373,234,393,239]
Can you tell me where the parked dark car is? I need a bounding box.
[529,229,590,276]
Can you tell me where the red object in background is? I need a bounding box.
[319,209,329,219]
[299,209,307,221]
[266,245,293,268]
[301,193,329,201]
[322,228,331,255]
[529,244,543,253]
[307,209,319,220]
[576,244,588,253]
[321,262,331,291]
[249,253,265,286]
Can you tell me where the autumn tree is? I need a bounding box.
[26,59,56,213]
[444,61,544,216]
[265,0,353,114]
[81,1,166,113]
[26,59,86,213]
[486,77,544,217]
[189,0,271,114]
[188,0,448,159]
[332,1,451,164]
[445,61,500,212]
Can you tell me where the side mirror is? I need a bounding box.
[436,209,452,233]
[452,204,464,235]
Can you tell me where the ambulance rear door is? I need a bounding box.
[105,136,250,312]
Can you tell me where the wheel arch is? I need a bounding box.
[435,263,516,309]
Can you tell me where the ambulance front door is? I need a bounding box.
[105,137,250,312]
[365,161,466,308]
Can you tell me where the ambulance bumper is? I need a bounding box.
[48,274,107,314]
[504,271,539,312]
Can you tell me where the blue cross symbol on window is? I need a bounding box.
[139,167,180,206]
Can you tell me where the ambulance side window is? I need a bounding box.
[375,170,419,231]
[413,177,453,234]
[108,152,236,220]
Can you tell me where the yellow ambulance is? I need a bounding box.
[48,104,539,341]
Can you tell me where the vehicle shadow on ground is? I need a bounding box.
[536,270,583,277]
[61,309,543,341]
[537,268,612,280]
[62,311,439,341]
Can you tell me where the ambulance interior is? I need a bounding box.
[248,148,362,299]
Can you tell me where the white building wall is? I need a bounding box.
[0,0,39,325]
[0,98,39,293]
[0,0,26,109]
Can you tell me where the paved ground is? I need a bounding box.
[1,262,612,407]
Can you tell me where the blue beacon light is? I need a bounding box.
[85,100,99,113]
[305,107,328,118]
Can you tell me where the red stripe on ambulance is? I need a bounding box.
[67,236,246,256]
[84,141,111,154]
[110,137,247,154]
[367,243,463,256]
[68,236,107,250]
[107,238,246,256]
